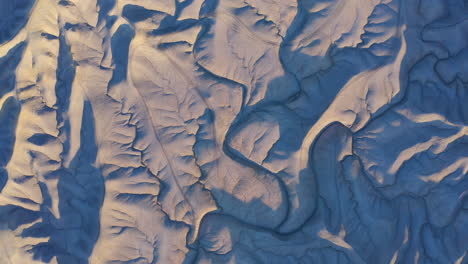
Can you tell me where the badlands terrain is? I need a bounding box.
[0,0,467,263]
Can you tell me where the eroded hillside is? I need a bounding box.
[0,0,467,263]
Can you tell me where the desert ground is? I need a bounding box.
[0,0,467,263]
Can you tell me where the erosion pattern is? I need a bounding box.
[0,0,467,263]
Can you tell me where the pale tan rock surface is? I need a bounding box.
[0,0,467,263]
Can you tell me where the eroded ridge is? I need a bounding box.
[0,0,467,263]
